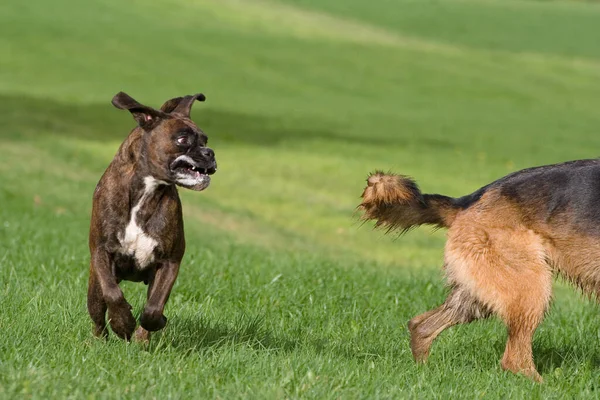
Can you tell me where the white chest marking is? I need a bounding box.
[119,176,167,269]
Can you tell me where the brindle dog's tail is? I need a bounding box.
[359,171,462,233]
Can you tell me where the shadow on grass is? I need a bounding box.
[153,314,300,354]
[149,313,406,363]
[533,342,600,374]
[0,93,454,149]
[477,321,600,375]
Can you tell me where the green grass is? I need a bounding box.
[1,0,600,397]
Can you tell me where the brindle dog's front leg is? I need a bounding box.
[88,248,136,340]
[140,260,181,332]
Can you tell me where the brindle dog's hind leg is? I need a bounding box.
[89,248,136,340]
[87,265,108,338]
[134,326,151,344]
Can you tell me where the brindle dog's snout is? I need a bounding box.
[200,147,215,160]
[198,147,217,174]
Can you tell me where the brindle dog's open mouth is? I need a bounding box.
[170,155,216,191]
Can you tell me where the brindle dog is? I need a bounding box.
[88,92,216,342]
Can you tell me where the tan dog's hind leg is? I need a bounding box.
[444,219,552,382]
[501,309,545,382]
[497,256,551,382]
[408,287,490,362]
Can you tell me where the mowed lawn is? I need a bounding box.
[2,0,600,397]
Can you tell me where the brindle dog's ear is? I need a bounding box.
[159,97,184,114]
[111,92,166,130]
[160,93,206,118]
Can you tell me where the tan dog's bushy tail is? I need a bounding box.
[359,171,460,233]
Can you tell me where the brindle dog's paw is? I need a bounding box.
[93,324,109,339]
[107,303,136,340]
[140,308,167,332]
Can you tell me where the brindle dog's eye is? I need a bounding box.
[176,136,189,146]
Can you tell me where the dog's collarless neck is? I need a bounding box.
[129,175,170,209]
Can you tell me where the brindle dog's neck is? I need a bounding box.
[111,128,172,207]
[128,173,169,209]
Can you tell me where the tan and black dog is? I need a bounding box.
[359,161,600,381]
[88,92,216,342]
